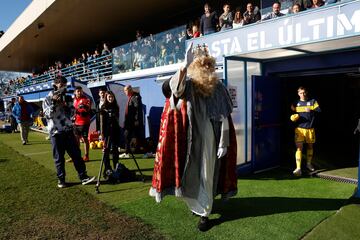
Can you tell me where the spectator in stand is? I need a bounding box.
[290,3,301,14]
[324,0,338,5]
[136,30,143,40]
[12,95,34,145]
[192,24,201,38]
[243,2,261,25]
[78,53,87,78]
[178,30,186,43]
[101,43,112,67]
[93,50,100,59]
[219,3,233,31]
[101,43,111,56]
[233,7,244,28]
[311,0,325,8]
[86,52,93,63]
[159,44,167,66]
[186,27,193,39]
[200,3,218,36]
[71,57,78,66]
[73,86,92,162]
[79,53,87,64]
[293,0,312,11]
[262,2,285,20]
[174,44,184,63]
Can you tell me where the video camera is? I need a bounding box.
[52,84,67,103]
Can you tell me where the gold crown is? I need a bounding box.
[193,44,210,58]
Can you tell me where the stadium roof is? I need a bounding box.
[0,0,198,73]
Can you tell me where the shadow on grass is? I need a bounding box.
[92,181,149,194]
[210,196,349,230]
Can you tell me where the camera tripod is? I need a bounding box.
[95,119,145,193]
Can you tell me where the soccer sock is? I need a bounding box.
[295,149,302,169]
[307,149,313,164]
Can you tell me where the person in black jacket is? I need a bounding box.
[100,91,120,175]
[123,85,144,153]
[96,87,107,132]
[200,3,218,35]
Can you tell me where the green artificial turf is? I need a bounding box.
[304,198,360,240]
[1,131,360,239]
[322,167,358,180]
[0,136,163,239]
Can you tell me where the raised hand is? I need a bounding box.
[184,42,194,69]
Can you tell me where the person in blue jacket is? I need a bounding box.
[12,95,34,145]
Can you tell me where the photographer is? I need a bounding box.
[73,86,91,161]
[100,91,120,178]
[43,76,95,188]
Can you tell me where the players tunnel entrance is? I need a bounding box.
[225,49,360,174]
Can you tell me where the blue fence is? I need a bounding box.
[0,54,112,97]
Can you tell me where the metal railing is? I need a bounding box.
[112,25,187,74]
[0,54,112,97]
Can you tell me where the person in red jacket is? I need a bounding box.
[73,86,91,161]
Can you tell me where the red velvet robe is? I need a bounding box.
[151,98,187,197]
[150,98,237,201]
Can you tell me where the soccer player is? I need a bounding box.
[290,86,321,176]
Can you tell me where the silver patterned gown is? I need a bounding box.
[170,70,233,217]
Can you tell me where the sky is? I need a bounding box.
[0,0,32,31]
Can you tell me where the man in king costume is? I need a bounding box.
[149,43,237,231]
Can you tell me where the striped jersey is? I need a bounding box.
[292,99,320,129]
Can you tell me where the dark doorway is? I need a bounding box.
[276,73,360,169]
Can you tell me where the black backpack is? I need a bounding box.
[108,163,136,183]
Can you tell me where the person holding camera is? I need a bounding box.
[219,3,233,31]
[243,2,261,25]
[73,86,91,162]
[100,91,120,178]
[42,76,95,188]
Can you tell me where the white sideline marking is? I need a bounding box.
[24,151,50,156]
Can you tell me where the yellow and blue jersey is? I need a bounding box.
[292,99,320,129]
